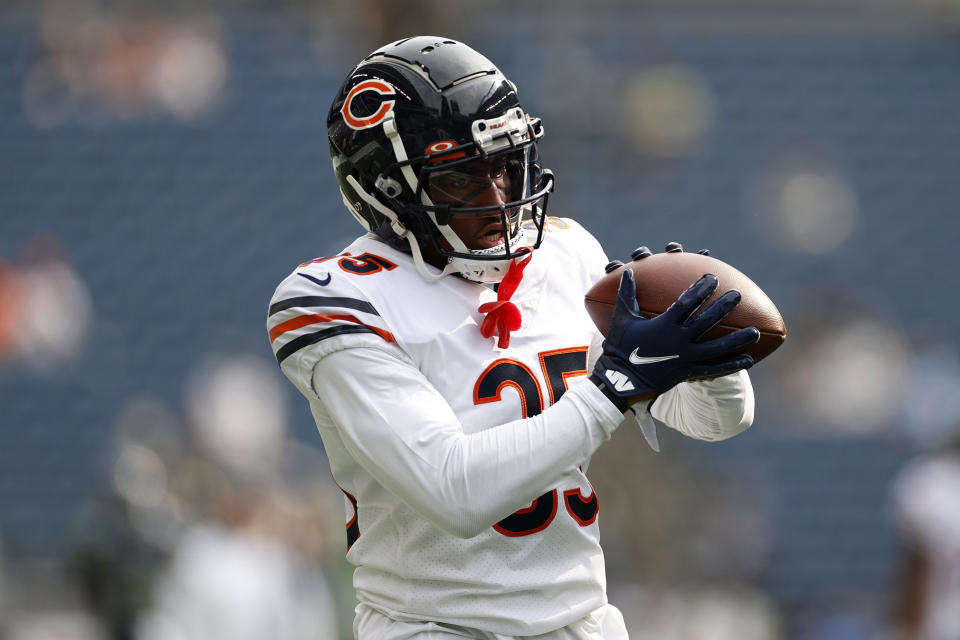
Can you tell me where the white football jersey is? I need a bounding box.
[267,217,753,636]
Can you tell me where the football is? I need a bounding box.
[584,248,786,363]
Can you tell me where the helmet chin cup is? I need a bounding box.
[450,257,511,284]
[447,230,528,284]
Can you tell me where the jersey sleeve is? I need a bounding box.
[650,370,755,441]
[311,346,625,539]
[266,266,400,399]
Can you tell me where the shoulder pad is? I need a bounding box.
[267,261,395,368]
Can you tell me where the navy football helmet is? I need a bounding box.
[327,36,554,283]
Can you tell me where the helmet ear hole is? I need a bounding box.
[375,175,403,198]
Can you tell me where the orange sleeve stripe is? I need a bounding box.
[269,313,395,343]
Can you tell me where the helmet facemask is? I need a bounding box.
[381,112,554,283]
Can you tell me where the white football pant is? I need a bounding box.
[354,602,629,640]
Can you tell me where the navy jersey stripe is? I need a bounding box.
[269,295,379,317]
[275,325,381,364]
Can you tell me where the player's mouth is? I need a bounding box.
[476,223,508,249]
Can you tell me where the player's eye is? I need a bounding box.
[436,174,472,190]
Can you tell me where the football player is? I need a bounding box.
[267,36,759,640]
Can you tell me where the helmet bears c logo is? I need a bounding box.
[341,80,396,130]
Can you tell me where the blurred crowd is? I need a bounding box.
[3,1,960,639]
[0,236,92,374]
[5,343,347,638]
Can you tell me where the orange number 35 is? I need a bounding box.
[473,347,599,537]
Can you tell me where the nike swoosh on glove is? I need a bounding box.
[593,268,759,399]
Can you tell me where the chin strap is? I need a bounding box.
[478,248,533,348]
[406,231,459,282]
[344,175,458,282]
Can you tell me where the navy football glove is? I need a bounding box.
[592,268,759,407]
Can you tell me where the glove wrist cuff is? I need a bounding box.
[588,373,632,413]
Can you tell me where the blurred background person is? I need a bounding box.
[133,485,338,640]
[888,367,960,640]
[67,353,341,640]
